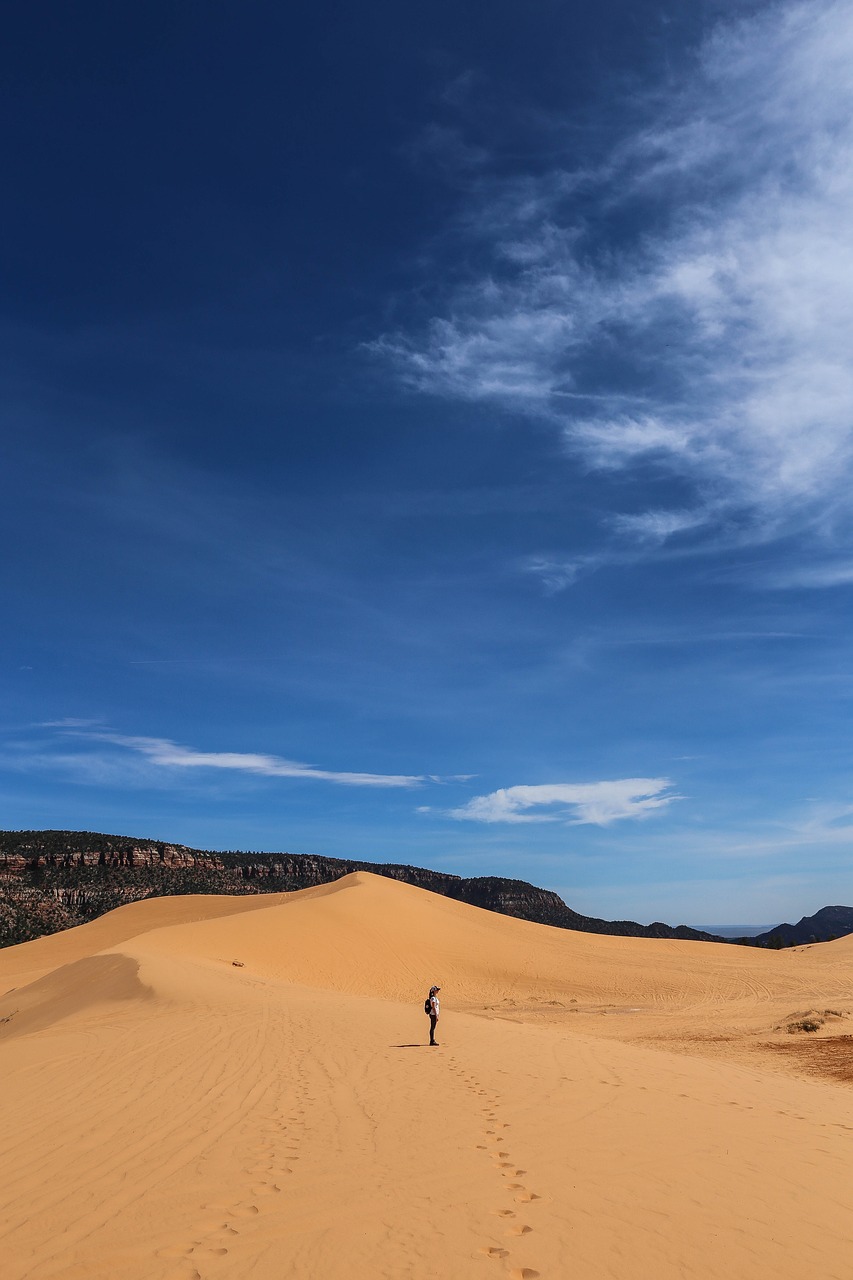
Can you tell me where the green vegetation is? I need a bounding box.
[781,1009,847,1034]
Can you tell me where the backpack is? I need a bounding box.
[424,996,432,1014]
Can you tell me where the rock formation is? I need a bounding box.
[1,828,724,948]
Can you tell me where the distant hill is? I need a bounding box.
[748,905,853,948]
[0,829,722,949]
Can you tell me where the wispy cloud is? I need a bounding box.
[408,123,489,175]
[715,801,853,857]
[41,717,107,728]
[609,509,709,546]
[523,555,590,594]
[762,561,853,590]
[449,779,680,826]
[62,731,426,789]
[375,1,853,566]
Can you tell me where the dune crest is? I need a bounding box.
[0,953,150,1040]
[1,872,852,1279]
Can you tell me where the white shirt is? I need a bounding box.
[430,994,440,1015]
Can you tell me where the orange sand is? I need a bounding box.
[1,872,852,1279]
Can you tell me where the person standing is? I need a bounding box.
[427,985,440,1046]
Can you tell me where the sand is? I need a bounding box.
[1,872,852,1279]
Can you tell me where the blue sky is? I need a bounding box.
[3,0,853,925]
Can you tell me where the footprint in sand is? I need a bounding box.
[470,1082,542,1275]
[156,1244,197,1259]
[198,1220,239,1235]
[163,1085,311,1271]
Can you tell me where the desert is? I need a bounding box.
[1,871,852,1280]
[6,1,853,1276]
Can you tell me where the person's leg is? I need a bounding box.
[429,1013,438,1045]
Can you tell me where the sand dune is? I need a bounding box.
[0,890,295,993]
[1,872,852,1279]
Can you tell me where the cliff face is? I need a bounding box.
[0,829,722,948]
[0,847,192,873]
[0,838,220,873]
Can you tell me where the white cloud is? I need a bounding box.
[762,561,853,589]
[376,1,853,562]
[609,509,709,546]
[449,778,679,826]
[523,555,588,594]
[71,732,426,789]
[40,717,107,728]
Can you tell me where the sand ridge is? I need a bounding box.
[1,871,852,1279]
[0,889,300,994]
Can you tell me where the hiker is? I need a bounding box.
[426,985,440,1046]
